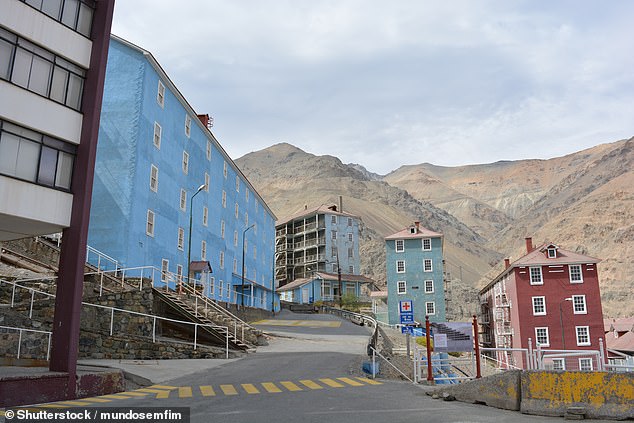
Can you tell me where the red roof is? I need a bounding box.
[385,224,442,240]
[606,330,634,353]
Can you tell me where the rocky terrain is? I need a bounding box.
[237,137,633,319]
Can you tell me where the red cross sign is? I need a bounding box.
[399,300,413,313]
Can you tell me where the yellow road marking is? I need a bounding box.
[241,384,260,394]
[83,398,112,403]
[200,385,215,397]
[155,390,170,399]
[100,394,137,399]
[178,387,192,398]
[337,377,364,386]
[220,384,238,396]
[55,401,94,406]
[319,378,344,388]
[38,404,69,408]
[136,388,170,394]
[299,379,324,390]
[149,385,178,390]
[261,382,282,393]
[280,381,303,392]
[356,377,382,385]
[252,319,341,328]
[115,392,147,397]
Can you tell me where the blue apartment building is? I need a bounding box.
[385,222,445,324]
[88,36,277,310]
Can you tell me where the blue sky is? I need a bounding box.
[111,0,634,174]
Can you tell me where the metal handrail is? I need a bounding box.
[0,325,52,360]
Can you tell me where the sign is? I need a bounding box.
[399,300,413,314]
[400,313,414,324]
[430,322,473,353]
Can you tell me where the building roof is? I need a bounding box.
[385,223,442,240]
[276,272,375,292]
[606,330,634,353]
[190,261,212,273]
[277,204,358,226]
[605,317,634,333]
[479,242,601,295]
[277,277,311,292]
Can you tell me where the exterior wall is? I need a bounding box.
[88,37,276,310]
[386,236,445,325]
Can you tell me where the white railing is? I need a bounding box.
[0,325,52,360]
[86,245,119,272]
[0,278,230,358]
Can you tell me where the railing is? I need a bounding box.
[86,245,120,272]
[0,325,51,360]
[0,277,230,358]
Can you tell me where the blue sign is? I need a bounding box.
[401,326,412,334]
[399,300,413,314]
[400,313,414,324]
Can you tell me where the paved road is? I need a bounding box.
[3,311,595,422]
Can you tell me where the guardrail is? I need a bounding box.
[0,325,51,360]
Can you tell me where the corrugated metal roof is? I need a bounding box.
[606,330,634,353]
[276,204,358,226]
[385,225,442,240]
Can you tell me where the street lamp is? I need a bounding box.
[186,184,206,292]
[241,224,255,307]
[559,297,572,350]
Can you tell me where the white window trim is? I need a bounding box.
[422,238,432,251]
[153,122,161,149]
[219,251,225,269]
[206,140,212,160]
[157,80,165,107]
[552,358,566,371]
[202,206,208,227]
[535,327,550,347]
[532,296,546,316]
[149,164,158,192]
[180,189,187,211]
[397,280,406,294]
[161,259,169,282]
[176,264,183,282]
[530,266,543,285]
[396,260,406,273]
[223,161,227,178]
[204,173,210,192]
[395,239,404,252]
[425,301,436,316]
[424,279,434,293]
[177,227,185,251]
[572,295,587,315]
[182,151,189,174]
[569,264,584,284]
[579,358,593,371]
[575,326,591,346]
[220,220,225,239]
[201,240,207,260]
[236,175,240,192]
[222,190,226,208]
[423,259,433,272]
[146,210,155,237]
[547,248,557,258]
[185,115,191,138]
[235,203,239,219]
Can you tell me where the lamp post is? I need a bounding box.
[185,184,206,293]
[559,297,572,350]
[241,224,255,307]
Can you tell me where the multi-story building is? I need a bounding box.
[385,222,445,325]
[87,35,277,310]
[479,237,605,370]
[275,202,360,295]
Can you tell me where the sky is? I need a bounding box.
[111,0,634,174]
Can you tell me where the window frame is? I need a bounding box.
[575,326,591,346]
[424,279,434,293]
[206,140,212,160]
[146,209,155,237]
[422,238,432,251]
[201,240,207,260]
[552,358,565,370]
[535,327,550,347]
[396,260,406,273]
[161,259,169,282]
[395,239,404,252]
[185,114,191,138]
[177,227,184,250]
[532,296,546,316]
[202,206,208,227]
[153,122,161,149]
[423,259,433,272]
[569,264,583,284]
[425,301,436,316]
[397,280,406,295]
[180,189,187,211]
[182,151,189,174]
[530,266,543,285]
[579,358,593,371]
[572,295,587,314]
[157,80,165,107]
[149,164,158,192]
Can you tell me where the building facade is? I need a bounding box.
[275,203,360,294]
[385,222,445,325]
[278,272,373,304]
[88,36,277,310]
[479,237,605,370]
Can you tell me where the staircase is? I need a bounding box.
[154,289,256,351]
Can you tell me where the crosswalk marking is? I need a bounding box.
[356,377,382,385]
[85,398,112,403]
[337,377,364,386]
[299,379,324,390]
[55,401,94,406]
[136,388,170,394]
[220,384,238,396]
[279,381,303,391]
[319,378,345,388]
[200,385,216,397]
[261,382,282,393]
[242,384,260,394]
[156,390,170,399]
[178,387,193,398]
[149,385,178,390]
[114,392,148,398]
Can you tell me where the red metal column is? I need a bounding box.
[426,315,433,382]
[473,315,481,378]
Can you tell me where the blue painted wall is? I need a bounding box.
[89,37,277,310]
[386,236,445,324]
[324,213,361,275]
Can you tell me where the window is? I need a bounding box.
[235,203,239,219]
[552,358,565,370]
[397,281,406,294]
[182,151,189,174]
[569,265,583,283]
[233,258,237,274]
[331,230,337,240]
[347,247,353,258]
[331,247,337,258]
[396,260,405,273]
[332,264,338,273]
[209,277,215,295]
[180,189,187,211]
[157,80,165,107]
[425,280,434,293]
[572,295,587,314]
[149,165,158,192]
[176,264,183,283]
[204,173,210,192]
[530,266,543,285]
[246,189,249,201]
[153,122,161,148]
[422,238,431,251]
[234,231,238,246]
[532,296,546,315]
[245,212,249,226]
[579,358,593,371]
[348,217,352,226]
[547,248,557,258]
[202,206,208,226]
[220,220,225,239]
[423,259,433,272]
[206,140,212,160]
[535,327,550,346]
[219,251,224,269]
[177,227,184,250]
[395,240,404,252]
[161,259,169,282]
[201,240,207,260]
[146,210,155,236]
[348,233,353,242]
[426,302,436,315]
[348,266,354,273]
[185,115,191,137]
[222,190,226,208]
[236,175,240,192]
[223,161,227,178]
[576,326,590,346]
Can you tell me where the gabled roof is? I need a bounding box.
[606,330,634,353]
[605,317,634,333]
[190,261,212,273]
[276,272,375,292]
[385,224,442,240]
[277,277,311,292]
[277,204,358,226]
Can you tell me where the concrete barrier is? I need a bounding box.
[521,371,634,420]
[428,370,521,411]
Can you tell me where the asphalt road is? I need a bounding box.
[5,310,591,423]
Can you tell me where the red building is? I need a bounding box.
[479,237,605,370]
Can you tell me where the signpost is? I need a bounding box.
[399,300,414,325]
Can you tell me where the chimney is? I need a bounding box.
[525,237,534,254]
[339,195,343,213]
[414,221,420,233]
[504,258,510,269]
